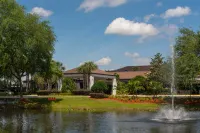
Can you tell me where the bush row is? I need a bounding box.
[37,90,109,99]
[36,90,61,95]
[89,93,108,99]
[72,90,91,95]
[109,95,165,103]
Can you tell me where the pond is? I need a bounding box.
[0,109,200,133]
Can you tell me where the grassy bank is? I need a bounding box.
[2,95,200,112]
[51,96,160,112]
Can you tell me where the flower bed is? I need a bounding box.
[108,96,200,105]
[164,97,200,105]
[16,98,51,109]
[108,96,165,104]
[48,97,56,101]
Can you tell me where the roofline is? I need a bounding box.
[64,72,114,76]
[108,65,151,72]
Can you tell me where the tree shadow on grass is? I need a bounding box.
[30,98,63,104]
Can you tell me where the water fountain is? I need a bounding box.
[152,45,193,122]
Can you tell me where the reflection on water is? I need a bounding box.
[0,109,199,133]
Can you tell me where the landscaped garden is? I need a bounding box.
[0,0,200,113]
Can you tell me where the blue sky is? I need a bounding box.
[17,0,200,70]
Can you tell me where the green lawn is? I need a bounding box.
[51,96,160,112]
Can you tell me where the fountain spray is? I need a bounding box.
[171,45,175,113]
[152,45,189,122]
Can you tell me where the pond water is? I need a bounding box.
[0,109,200,133]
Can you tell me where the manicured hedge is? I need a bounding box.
[37,90,61,95]
[37,90,51,95]
[0,92,9,96]
[51,90,61,94]
[90,93,108,99]
[72,90,91,95]
[91,80,108,93]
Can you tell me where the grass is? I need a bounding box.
[51,96,160,112]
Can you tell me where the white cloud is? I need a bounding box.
[125,52,140,58]
[31,7,53,17]
[140,24,178,41]
[160,24,178,37]
[162,6,191,19]
[78,0,127,12]
[105,17,159,37]
[79,62,84,66]
[125,52,150,65]
[156,2,162,7]
[144,14,156,22]
[95,57,112,66]
[137,36,148,43]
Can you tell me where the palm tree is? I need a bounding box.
[85,62,98,89]
[33,60,65,90]
[33,73,45,90]
[77,66,87,89]
[77,61,98,89]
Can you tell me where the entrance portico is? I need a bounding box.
[64,68,117,95]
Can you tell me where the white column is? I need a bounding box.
[112,78,117,95]
[57,79,62,92]
[89,76,94,90]
[76,82,80,89]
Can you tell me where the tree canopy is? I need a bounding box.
[175,28,200,91]
[148,53,164,82]
[0,0,56,94]
[33,60,65,90]
[77,61,98,89]
[127,76,145,95]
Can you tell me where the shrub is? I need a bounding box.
[17,100,49,109]
[90,93,108,99]
[91,80,108,93]
[62,77,76,93]
[22,91,33,95]
[117,81,128,95]
[51,89,61,95]
[147,81,164,96]
[72,90,91,95]
[58,92,72,95]
[0,92,9,96]
[36,90,51,95]
[127,76,145,95]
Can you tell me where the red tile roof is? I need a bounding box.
[64,68,150,80]
[110,65,151,72]
[64,68,114,76]
[113,71,150,80]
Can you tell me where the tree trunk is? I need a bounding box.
[28,74,30,91]
[3,76,6,88]
[30,75,33,92]
[85,74,87,89]
[47,80,51,90]
[26,73,29,92]
[82,74,85,89]
[83,74,87,89]
[19,77,23,98]
[86,74,88,90]
[9,80,11,88]
[88,74,90,90]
